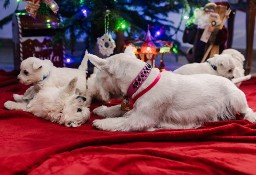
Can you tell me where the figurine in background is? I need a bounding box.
[183,2,230,63]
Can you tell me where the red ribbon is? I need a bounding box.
[23,0,59,18]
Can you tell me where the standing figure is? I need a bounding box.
[183,2,229,63]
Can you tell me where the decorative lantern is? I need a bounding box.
[126,27,172,70]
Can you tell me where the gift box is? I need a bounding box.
[12,13,64,69]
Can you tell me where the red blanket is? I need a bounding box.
[1,70,256,175]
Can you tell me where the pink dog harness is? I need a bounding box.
[121,63,161,111]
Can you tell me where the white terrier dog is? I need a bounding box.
[174,50,251,86]
[221,49,247,81]
[16,57,88,101]
[85,68,122,105]
[4,78,90,127]
[79,51,126,105]
[86,46,256,131]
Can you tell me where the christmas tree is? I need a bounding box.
[1,0,209,55]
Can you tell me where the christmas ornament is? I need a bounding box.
[23,0,59,18]
[97,10,116,56]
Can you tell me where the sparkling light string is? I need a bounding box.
[105,10,110,34]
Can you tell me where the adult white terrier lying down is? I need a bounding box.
[4,78,90,127]
[88,47,256,131]
[174,49,251,86]
[15,57,87,101]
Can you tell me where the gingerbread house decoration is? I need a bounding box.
[12,13,64,69]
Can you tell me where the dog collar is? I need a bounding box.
[42,74,48,80]
[121,64,161,111]
[127,63,152,97]
[37,72,49,84]
[207,61,217,71]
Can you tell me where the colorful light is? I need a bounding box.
[172,46,178,54]
[160,47,171,53]
[46,19,51,23]
[121,24,126,29]
[17,0,21,2]
[155,31,161,36]
[66,58,71,63]
[51,4,56,8]
[81,9,87,17]
[80,0,85,4]
[116,18,128,31]
[183,15,189,20]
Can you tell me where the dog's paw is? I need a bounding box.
[244,115,256,123]
[93,119,115,131]
[4,101,16,110]
[93,105,108,117]
[92,120,109,131]
[13,94,24,102]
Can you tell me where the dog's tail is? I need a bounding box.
[78,50,89,72]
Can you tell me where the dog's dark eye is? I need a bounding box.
[23,70,29,76]
[228,69,233,73]
[77,108,82,112]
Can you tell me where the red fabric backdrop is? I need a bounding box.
[0,70,256,175]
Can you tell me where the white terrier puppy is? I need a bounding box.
[4,78,90,127]
[86,46,256,131]
[16,57,88,101]
[174,53,237,79]
[174,51,251,86]
[221,48,249,85]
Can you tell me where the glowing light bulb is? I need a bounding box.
[81,9,87,17]
[183,15,189,20]
[156,31,161,36]
[121,24,126,29]
[66,58,71,63]
[46,19,51,23]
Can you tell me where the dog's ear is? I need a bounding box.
[78,50,89,71]
[32,61,42,70]
[43,59,54,66]
[124,46,134,54]
[64,77,77,95]
[88,54,107,71]
[233,53,245,62]
[124,45,137,58]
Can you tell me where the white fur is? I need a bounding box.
[4,78,90,127]
[79,48,137,105]
[17,57,87,100]
[174,50,250,86]
[87,47,256,131]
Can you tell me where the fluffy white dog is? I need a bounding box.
[86,47,256,131]
[174,53,237,79]
[4,78,90,127]
[174,50,251,86]
[79,51,124,105]
[16,57,88,101]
